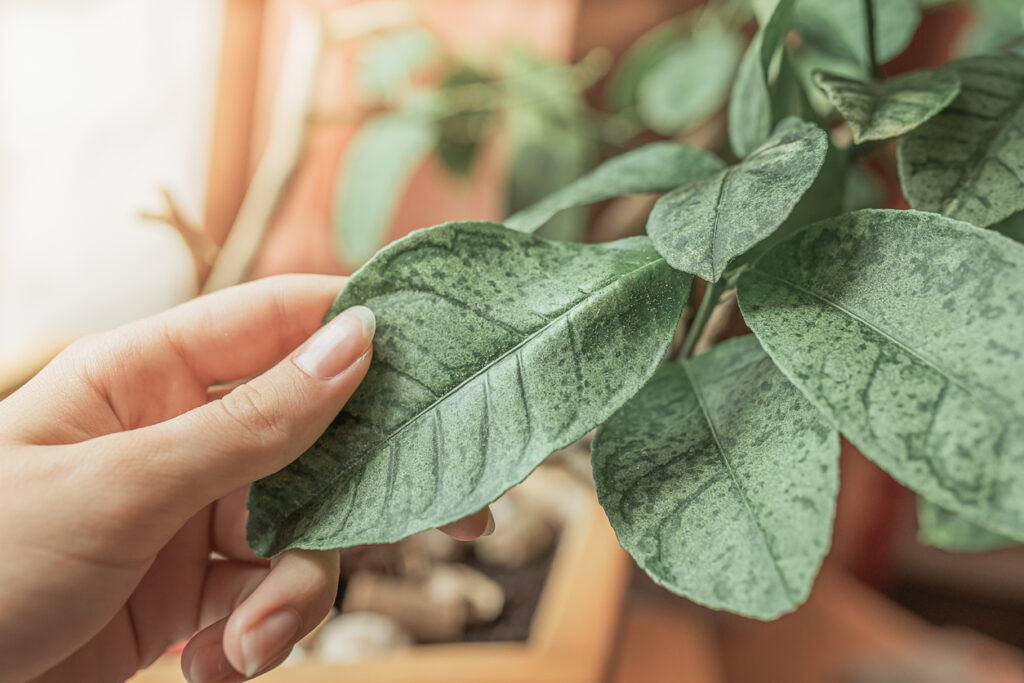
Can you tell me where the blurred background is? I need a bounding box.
[2,1,1024,681]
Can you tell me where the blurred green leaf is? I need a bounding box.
[436,65,493,176]
[357,29,439,99]
[917,498,1018,552]
[795,0,920,67]
[636,22,743,134]
[506,142,724,234]
[992,211,1024,243]
[331,113,437,268]
[728,0,796,158]
[605,18,687,112]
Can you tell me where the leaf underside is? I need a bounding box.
[505,141,724,234]
[916,497,1018,553]
[813,68,961,143]
[647,119,827,282]
[897,54,1024,228]
[738,209,1024,540]
[247,222,691,556]
[592,335,839,620]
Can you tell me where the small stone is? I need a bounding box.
[425,563,505,624]
[314,612,413,664]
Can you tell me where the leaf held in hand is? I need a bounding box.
[248,222,691,556]
[592,335,839,620]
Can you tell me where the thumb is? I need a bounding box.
[107,305,375,516]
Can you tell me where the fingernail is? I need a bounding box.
[241,609,302,678]
[294,305,375,379]
[482,509,495,536]
[187,642,238,683]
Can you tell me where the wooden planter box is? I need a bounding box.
[131,492,630,683]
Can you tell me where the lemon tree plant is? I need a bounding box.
[247,0,1024,619]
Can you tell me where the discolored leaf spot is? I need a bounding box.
[505,142,724,234]
[917,497,1018,553]
[813,68,961,143]
[592,335,839,620]
[248,222,691,556]
[738,209,1024,539]
[647,119,827,281]
[897,54,1024,228]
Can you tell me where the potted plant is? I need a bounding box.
[130,0,1024,679]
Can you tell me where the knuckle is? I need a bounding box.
[218,383,287,447]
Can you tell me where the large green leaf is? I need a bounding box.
[647,119,827,281]
[897,55,1024,228]
[592,335,839,620]
[917,498,1018,552]
[737,209,1024,539]
[728,0,797,158]
[248,222,691,556]
[813,68,961,143]
[795,0,920,67]
[331,114,437,268]
[637,22,743,134]
[505,142,724,234]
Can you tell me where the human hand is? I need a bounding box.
[0,275,492,683]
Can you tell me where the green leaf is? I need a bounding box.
[897,54,1024,228]
[436,65,493,176]
[795,0,920,67]
[505,142,724,234]
[637,22,743,134]
[356,29,439,99]
[248,222,691,556]
[728,0,797,157]
[605,18,687,112]
[592,335,839,620]
[647,119,827,281]
[813,68,961,143]
[737,209,1024,540]
[917,498,1018,552]
[331,114,437,268]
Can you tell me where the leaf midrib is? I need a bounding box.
[680,362,798,604]
[279,255,675,530]
[752,269,989,405]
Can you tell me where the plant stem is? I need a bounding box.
[865,0,880,80]
[681,279,725,358]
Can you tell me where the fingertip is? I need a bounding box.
[439,507,494,541]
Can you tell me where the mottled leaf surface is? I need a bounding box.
[917,498,1018,552]
[248,222,691,555]
[592,335,839,619]
[505,142,723,234]
[993,211,1024,243]
[738,210,1024,538]
[897,55,1024,228]
[331,114,436,268]
[813,68,961,143]
[648,119,827,281]
[637,22,743,134]
[795,0,920,67]
[728,0,796,158]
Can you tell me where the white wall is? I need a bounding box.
[0,0,223,353]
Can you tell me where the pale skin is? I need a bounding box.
[0,275,492,683]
